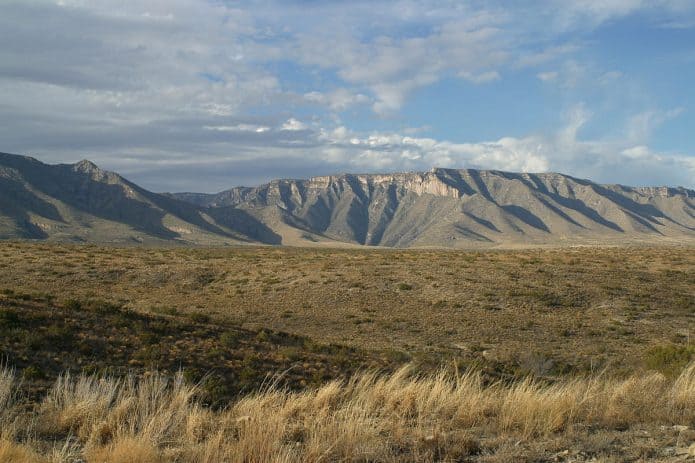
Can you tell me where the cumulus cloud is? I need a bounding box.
[290,106,693,189]
[280,118,309,132]
[304,89,370,111]
[21,102,690,192]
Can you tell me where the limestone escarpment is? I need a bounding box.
[178,167,695,247]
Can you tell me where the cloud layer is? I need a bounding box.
[0,0,693,191]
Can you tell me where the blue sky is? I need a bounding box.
[0,0,694,192]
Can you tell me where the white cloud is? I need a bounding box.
[317,128,550,174]
[625,107,684,142]
[304,89,370,111]
[537,71,559,82]
[534,60,624,89]
[204,124,270,133]
[599,70,623,83]
[288,9,510,113]
[459,71,501,84]
[547,0,695,31]
[516,43,581,68]
[280,118,308,131]
[20,101,691,192]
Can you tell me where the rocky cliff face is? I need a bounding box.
[308,170,463,199]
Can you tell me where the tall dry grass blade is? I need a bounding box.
[3,363,695,461]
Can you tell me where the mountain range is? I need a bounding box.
[1,151,693,247]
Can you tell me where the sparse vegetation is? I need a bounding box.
[0,243,692,377]
[0,293,393,403]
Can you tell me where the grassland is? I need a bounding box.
[0,242,694,461]
[0,294,393,405]
[0,242,693,377]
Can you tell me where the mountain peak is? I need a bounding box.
[72,159,101,174]
[71,159,124,184]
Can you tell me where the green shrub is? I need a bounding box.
[189,313,210,323]
[644,344,695,377]
[22,365,45,380]
[133,345,164,364]
[199,375,231,407]
[279,346,303,361]
[0,309,20,329]
[86,299,121,314]
[397,283,413,291]
[220,330,240,348]
[63,299,82,311]
[139,332,159,345]
[45,325,76,348]
[383,349,411,363]
[149,305,179,316]
[25,332,44,350]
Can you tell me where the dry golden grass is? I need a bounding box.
[1,364,694,462]
[0,440,48,463]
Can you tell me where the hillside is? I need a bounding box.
[1,152,694,246]
[0,152,279,245]
[174,168,695,247]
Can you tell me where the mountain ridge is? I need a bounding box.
[169,166,695,247]
[1,152,693,247]
[0,152,279,245]
[173,168,695,206]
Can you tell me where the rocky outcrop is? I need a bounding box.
[633,186,694,198]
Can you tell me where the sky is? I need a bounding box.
[1,0,695,192]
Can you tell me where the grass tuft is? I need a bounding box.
[0,363,694,461]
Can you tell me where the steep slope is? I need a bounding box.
[174,168,695,247]
[0,152,280,244]
[2,152,693,247]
